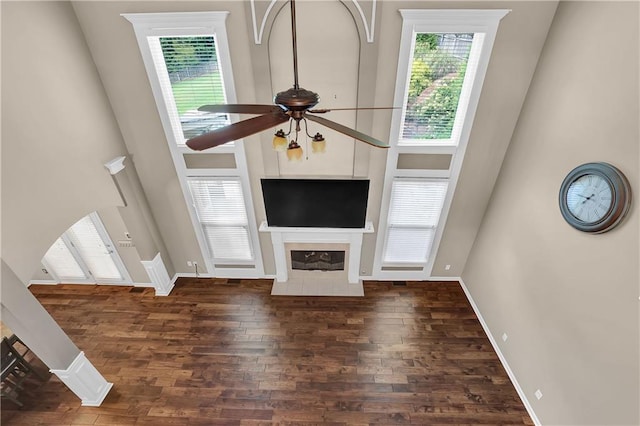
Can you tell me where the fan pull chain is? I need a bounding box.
[305,133,309,160]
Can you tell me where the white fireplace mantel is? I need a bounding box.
[259,221,374,288]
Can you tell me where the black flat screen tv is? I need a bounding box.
[261,179,369,228]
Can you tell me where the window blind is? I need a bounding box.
[43,237,87,281]
[383,179,448,264]
[401,33,474,144]
[188,179,253,262]
[150,35,229,144]
[66,216,123,281]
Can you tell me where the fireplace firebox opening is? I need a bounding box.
[290,250,345,271]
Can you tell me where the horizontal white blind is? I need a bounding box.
[188,179,253,262]
[150,35,230,144]
[43,238,87,281]
[401,33,474,144]
[383,179,448,264]
[66,216,123,281]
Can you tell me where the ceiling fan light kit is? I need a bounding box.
[184,0,391,154]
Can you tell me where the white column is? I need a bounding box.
[270,231,288,282]
[141,252,174,296]
[50,352,113,407]
[347,233,364,284]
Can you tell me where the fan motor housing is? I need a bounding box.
[274,87,320,112]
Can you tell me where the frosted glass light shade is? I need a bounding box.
[311,133,326,153]
[286,142,303,161]
[272,129,288,152]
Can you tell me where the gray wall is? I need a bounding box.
[462,2,639,424]
[70,0,557,279]
[1,1,126,281]
[71,1,257,275]
[2,261,80,370]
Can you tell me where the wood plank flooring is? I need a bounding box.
[2,279,533,425]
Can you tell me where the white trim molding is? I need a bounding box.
[141,253,174,296]
[104,156,126,175]
[27,280,59,287]
[250,0,278,44]
[260,221,374,285]
[50,352,113,407]
[459,278,541,426]
[351,0,376,43]
[250,0,377,44]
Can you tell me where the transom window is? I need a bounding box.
[149,35,230,145]
[402,33,474,144]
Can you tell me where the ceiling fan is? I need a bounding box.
[185,0,390,152]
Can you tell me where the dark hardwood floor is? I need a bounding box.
[2,278,532,425]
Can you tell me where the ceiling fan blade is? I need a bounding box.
[198,104,284,115]
[186,112,290,151]
[308,106,399,114]
[305,114,389,148]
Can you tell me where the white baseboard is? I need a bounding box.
[428,276,462,282]
[170,272,277,284]
[27,280,59,287]
[172,272,212,281]
[29,280,154,289]
[458,278,541,426]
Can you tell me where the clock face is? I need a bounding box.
[565,174,613,223]
[559,162,632,233]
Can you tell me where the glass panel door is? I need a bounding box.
[42,237,90,282]
[66,215,124,282]
[42,212,132,284]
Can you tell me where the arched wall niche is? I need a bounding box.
[250,0,378,46]
[245,0,382,178]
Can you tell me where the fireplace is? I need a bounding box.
[259,221,374,296]
[291,250,345,271]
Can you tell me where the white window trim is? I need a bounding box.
[123,12,265,278]
[373,9,509,280]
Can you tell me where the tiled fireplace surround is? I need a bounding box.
[259,221,374,296]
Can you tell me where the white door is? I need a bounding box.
[42,212,132,285]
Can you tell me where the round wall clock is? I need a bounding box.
[559,162,632,233]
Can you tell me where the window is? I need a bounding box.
[402,33,474,144]
[374,9,508,278]
[125,12,264,277]
[382,179,448,264]
[188,178,253,263]
[149,35,230,145]
[123,12,238,149]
